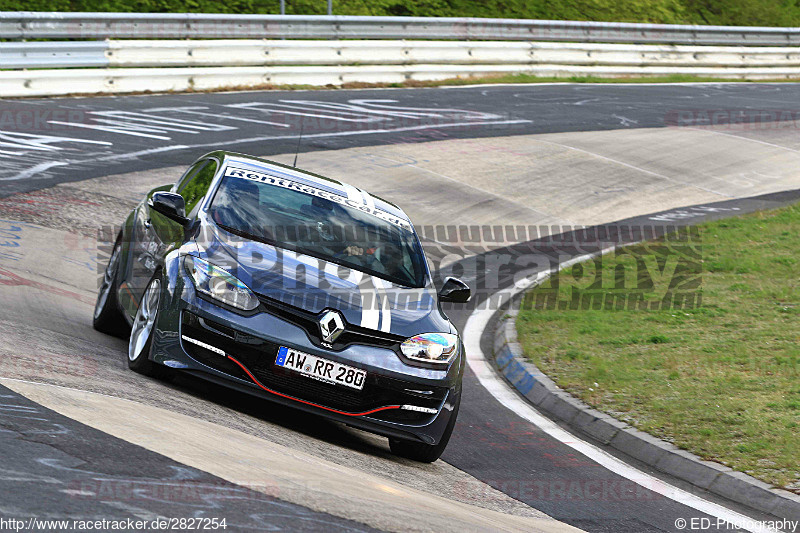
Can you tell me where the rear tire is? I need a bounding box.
[93,236,128,337]
[389,396,460,463]
[128,276,172,380]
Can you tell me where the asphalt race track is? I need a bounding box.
[0,383,378,532]
[1,83,799,532]
[4,83,800,196]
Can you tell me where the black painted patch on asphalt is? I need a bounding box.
[0,383,377,532]
[3,83,800,196]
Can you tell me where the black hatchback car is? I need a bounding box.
[93,151,470,462]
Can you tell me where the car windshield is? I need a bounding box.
[207,168,427,288]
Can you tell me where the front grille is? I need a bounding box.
[181,311,446,421]
[255,293,405,352]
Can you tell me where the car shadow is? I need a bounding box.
[155,367,400,461]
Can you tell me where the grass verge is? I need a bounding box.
[394,72,800,87]
[516,204,800,492]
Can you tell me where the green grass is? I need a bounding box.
[238,72,800,91]
[516,204,800,492]
[399,73,800,87]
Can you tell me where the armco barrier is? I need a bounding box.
[0,41,108,69]
[0,65,524,97]
[102,41,800,68]
[6,40,800,70]
[4,39,800,97]
[2,13,800,97]
[2,12,800,46]
[4,63,800,98]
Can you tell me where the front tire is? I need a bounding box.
[128,276,171,379]
[93,237,128,337]
[389,396,460,463]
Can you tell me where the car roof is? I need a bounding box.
[205,151,412,226]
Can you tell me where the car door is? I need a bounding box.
[123,158,219,315]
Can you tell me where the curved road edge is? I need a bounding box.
[462,189,800,530]
[494,311,800,521]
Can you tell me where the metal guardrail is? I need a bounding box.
[2,12,800,45]
[109,41,800,68]
[3,43,800,98]
[4,63,800,98]
[0,41,108,68]
[3,13,800,97]
[5,40,800,70]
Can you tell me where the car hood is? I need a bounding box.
[194,223,452,337]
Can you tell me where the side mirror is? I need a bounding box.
[150,192,189,225]
[438,277,471,303]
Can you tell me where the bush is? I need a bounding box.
[2,0,800,27]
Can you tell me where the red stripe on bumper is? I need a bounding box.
[226,355,402,417]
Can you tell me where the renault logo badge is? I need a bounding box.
[319,310,345,344]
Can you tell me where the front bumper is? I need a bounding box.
[150,275,462,445]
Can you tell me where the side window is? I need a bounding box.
[178,159,219,218]
[173,161,206,193]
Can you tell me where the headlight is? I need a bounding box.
[400,333,459,365]
[184,255,259,311]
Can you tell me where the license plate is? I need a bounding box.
[275,346,366,391]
